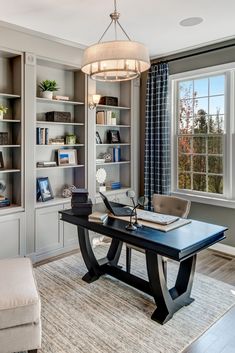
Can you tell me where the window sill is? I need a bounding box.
[171,191,235,209]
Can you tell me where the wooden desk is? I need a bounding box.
[60,207,227,324]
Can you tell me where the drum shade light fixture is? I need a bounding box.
[81,0,150,82]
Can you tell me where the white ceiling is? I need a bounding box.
[0,0,234,57]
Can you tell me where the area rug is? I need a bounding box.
[35,245,235,353]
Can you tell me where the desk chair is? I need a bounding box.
[126,194,191,277]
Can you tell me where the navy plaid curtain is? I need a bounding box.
[144,63,170,209]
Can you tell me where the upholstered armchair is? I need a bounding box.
[0,258,41,353]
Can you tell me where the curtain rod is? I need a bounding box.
[151,41,235,65]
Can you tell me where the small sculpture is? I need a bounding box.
[62,184,77,198]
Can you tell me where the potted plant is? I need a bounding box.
[0,105,8,120]
[38,80,59,99]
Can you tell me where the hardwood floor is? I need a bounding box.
[183,250,235,353]
[35,247,235,353]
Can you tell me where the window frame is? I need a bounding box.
[170,63,235,208]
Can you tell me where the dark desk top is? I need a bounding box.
[60,206,227,261]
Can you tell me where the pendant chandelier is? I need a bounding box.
[81,0,150,82]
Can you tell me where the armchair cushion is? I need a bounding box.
[0,258,40,330]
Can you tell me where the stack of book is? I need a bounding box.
[36,127,49,145]
[96,111,115,125]
[88,211,108,223]
[106,181,122,190]
[0,197,10,207]
[37,161,57,168]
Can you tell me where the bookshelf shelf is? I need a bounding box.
[36,164,85,171]
[36,144,85,148]
[36,97,84,105]
[35,196,71,209]
[0,119,21,123]
[96,124,131,128]
[0,93,21,99]
[96,161,130,166]
[97,104,130,110]
[96,143,131,146]
[36,121,84,126]
[0,145,21,148]
[0,169,21,174]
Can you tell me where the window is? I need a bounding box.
[171,63,235,206]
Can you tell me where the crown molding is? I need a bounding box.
[150,35,235,61]
[0,20,87,50]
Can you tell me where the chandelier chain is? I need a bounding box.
[98,0,131,43]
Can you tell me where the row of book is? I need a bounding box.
[106,181,122,190]
[36,127,49,145]
[96,111,117,125]
[0,198,10,207]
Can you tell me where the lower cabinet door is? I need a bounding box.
[35,205,63,255]
[63,204,78,247]
[0,213,26,259]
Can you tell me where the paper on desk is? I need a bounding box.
[110,213,191,232]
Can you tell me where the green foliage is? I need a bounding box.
[178,82,224,194]
[38,80,59,92]
[0,104,8,114]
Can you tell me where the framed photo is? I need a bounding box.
[107,130,121,143]
[58,149,77,166]
[96,131,102,144]
[37,177,54,202]
[0,152,4,169]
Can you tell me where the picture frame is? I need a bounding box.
[96,131,102,144]
[107,130,121,143]
[0,152,4,169]
[58,149,77,166]
[37,177,54,202]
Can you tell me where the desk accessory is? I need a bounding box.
[71,188,92,216]
[125,191,148,231]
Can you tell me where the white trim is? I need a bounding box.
[172,191,235,209]
[170,62,235,80]
[170,63,235,206]
[150,36,235,60]
[0,20,86,50]
[210,243,235,257]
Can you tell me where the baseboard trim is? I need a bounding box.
[210,243,235,257]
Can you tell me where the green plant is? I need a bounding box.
[38,80,59,92]
[0,105,8,114]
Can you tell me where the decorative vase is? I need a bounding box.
[0,111,3,120]
[42,91,53,99]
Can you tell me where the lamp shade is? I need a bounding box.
[81,40,150,82]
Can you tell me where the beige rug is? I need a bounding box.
[35,245,235,353]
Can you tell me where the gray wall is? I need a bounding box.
[140,40,235,248]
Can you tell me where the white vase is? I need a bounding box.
[0,111,3,120]
[42,91,53,99]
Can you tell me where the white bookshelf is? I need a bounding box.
[88,78,139,204]
[0,50,23,212]
[35,58,87,207]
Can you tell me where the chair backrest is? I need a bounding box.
[152,194,191,218]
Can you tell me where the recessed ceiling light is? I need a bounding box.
[179,17,204,27]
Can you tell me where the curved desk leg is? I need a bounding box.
[146,250,196,324]
[107,238,123,266]
[77,226,123,283]
[77,226,101,283]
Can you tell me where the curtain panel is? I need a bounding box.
[144,62,170,209]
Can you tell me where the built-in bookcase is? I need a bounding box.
[88,78,139,204]
[0,50,23,212]
[35,59,87,207]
